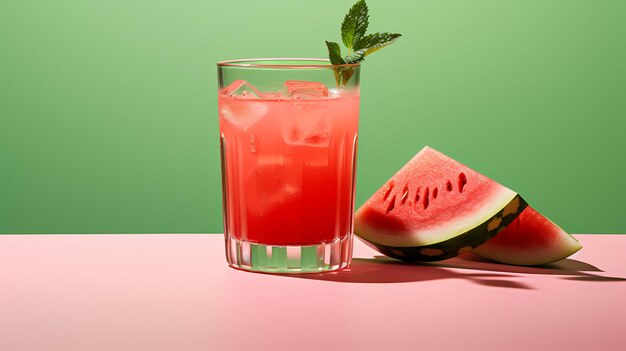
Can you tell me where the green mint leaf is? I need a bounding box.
[326,41,347,86]
[341,0,369,49]
[344,33,401,63]
[325,41,346,65]
[354,32,402,54]
[344,48,367,64]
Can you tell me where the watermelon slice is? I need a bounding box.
[472,206,582,265]
[355,146,528,262]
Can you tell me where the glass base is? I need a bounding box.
[225,234,353,273]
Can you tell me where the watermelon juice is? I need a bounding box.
[218,82,359,247]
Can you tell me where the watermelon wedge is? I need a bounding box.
[354,146,528,262]
[472,206,582,265]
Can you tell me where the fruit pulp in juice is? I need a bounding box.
[218,83,359,246]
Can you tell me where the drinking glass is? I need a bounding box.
[217,59,360,273]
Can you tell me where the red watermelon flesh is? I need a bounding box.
[473,206,582,265]
[354,146,527,262]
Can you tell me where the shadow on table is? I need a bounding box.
[452,253,626,282]
[281,256,532,289]
[281,254,625,288]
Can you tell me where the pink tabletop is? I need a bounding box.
[1,234,625,351]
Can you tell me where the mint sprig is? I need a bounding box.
[341,0,369,49]
[325,0,401,86]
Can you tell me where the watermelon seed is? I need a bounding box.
[386,194,397,213]
[382,181,395,201]
[423,187,430,209]
[433,187,438,199]
[446,180,452,191]
[414,186,422,206]
[458,172,467,193]
[400,184,409,205]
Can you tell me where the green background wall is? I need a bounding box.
[1,0,624,234]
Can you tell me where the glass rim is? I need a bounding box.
[217,58,360,69]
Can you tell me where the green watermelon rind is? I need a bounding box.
[357,195,529,262]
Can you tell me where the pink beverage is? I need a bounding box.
[218,59,360,272]
[219,81,359,245]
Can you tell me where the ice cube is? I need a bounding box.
[222,80,265,99]
[282,80,329,100]
[220,99,267,131]
[285,127,330,147]
[246,156,300,215]
[282,111,331,147]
